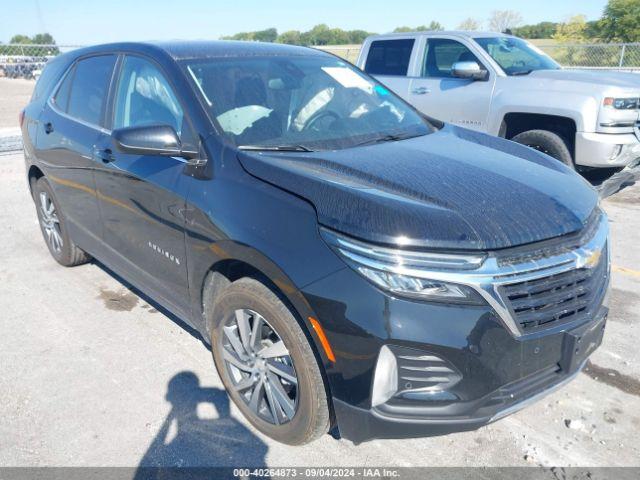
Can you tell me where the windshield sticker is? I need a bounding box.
[322,67,373,92]
[217,105,273,135]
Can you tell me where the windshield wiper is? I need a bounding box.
[238,144,314,152]
[352,133,418,148]
[511,69,533,76]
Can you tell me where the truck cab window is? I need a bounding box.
[364,39,415,76]
[423,39,482,78]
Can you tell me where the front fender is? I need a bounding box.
[489,88,598,134]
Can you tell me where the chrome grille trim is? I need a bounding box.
[322,209,610,338]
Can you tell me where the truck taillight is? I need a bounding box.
[19,110,25,128]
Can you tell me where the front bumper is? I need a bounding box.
[332,309,606,443]
[575,131,640,167]
[334,360,584,443]
[303,215,610,443]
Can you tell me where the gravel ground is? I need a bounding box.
[0,149,639,468]
[0,78,34,129]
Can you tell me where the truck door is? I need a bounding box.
[408,37,495,132]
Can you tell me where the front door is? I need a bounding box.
[409,38,495,132]
[93,54,193,317]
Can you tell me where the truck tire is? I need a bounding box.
[209,277,331,445]
[512,129,574,169]
[34,177,91,267]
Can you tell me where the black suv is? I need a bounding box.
[21,41,610,445]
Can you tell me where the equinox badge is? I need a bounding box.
[148,241,181,265]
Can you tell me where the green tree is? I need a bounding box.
[31,33,55,44]
[277,30,302,44]
[9,34,32,44]
[253,28,278,42]
[599,0,640,42]
[512,22,558,39]
[347,30,371,44]
[552,15,588,42]
[223,25,375,47]
[585,20,602,39]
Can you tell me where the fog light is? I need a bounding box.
[609,144,623,160]
[371,345,463,407]
[371,345,398,407]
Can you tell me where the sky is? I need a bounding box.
[1,0,609,45]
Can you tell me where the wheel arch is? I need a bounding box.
[501,112,577,159]
[27,165,45,198]
[197,242,337,424]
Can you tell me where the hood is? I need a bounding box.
[529,69,640,91]
[238,125,598,251]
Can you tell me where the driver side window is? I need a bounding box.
[113,56,184,135]
[422,39,482,78]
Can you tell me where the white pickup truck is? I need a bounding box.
[356,31,640,169]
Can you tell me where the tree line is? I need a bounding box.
[3,0,639,50]
[222,0,640,45]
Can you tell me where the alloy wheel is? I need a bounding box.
[39,191,63,254]
[221,308,298,425]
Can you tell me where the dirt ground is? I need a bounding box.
[0,78,34,129]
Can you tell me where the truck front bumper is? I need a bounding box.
[575,131,640,168]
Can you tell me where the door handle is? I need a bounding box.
[93,147,114,163]
[411,87,430,95]
[44,122,54,134]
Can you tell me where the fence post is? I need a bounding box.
[619,44,626,68]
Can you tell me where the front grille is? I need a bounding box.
[501,246,608,332]
[496,209,601,268]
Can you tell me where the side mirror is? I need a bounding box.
[451,61,488,81]
[112,124,193,158]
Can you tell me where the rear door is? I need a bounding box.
[408,37,495,131]
[36,54,117,245]
[92,54,194,317]
[362,38,417,98]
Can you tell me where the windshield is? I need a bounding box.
[474,37,560,76]
[183,55,432,151]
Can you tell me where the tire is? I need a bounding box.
[33,177,90,267]
[512,129,574,169]
[209,277,330,445]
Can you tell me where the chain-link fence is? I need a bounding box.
[540,43,640,71]
[2,42,640,80]
[0,44,81,79]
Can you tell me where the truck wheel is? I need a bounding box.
[209,277,331,445]
[34,177,91,267]
[512,130,574,169]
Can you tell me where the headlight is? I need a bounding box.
[320,228,486,305]
[603,97,639,110]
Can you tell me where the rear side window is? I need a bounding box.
[32,59,68,102]
[53,66,74,112]
[364,39,415,76]
[54,55,116,127]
